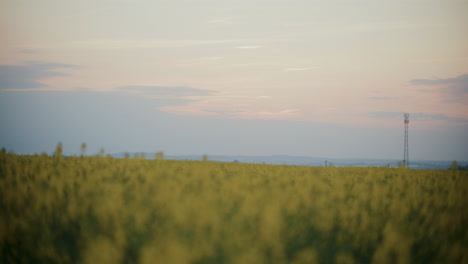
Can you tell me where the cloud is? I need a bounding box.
[342,21,428,34]
[63,39,251,50]
[369,112,468,123]
[202,109,245,115]
[411,74,468,96]
[235,109,300,120]
[236,46,262,49]
[116,86,215,97]
[410,74,468,86]
[115,86,216,108]
[17,49,37,54]
[200,56,224,61]
[285,67,317,72]
[0,61,77,90]
[208,17,234,25]
[31,38,286,52]
[368,96,394,101]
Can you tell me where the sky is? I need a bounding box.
[1,0,467,161]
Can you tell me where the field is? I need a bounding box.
[1,150,467,264]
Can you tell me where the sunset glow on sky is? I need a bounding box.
[1,0,467,160]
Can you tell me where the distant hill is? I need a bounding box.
[110,153,467,170]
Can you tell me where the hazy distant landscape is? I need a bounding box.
[110,153,467,170]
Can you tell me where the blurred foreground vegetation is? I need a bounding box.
[0,150,467,263]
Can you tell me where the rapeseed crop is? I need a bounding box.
[0,150,466,263]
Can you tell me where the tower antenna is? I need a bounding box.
[403,113,409,167]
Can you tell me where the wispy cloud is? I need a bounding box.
[368,96,394,101]
[17,49,37,54]
[0,61,77,90]
[411,74,468,87]
[208,17,234,25]
[154,92,289,120]
[410,74,468,96]
[285,67,317,72]
[202,109,244,115]
[236,46,262,49]
[342,21,429,33]
[28,37,290,52]
[117,86,215,97]
[369,111,468,123]
[233,109,300,120]
[33,39,258,51]
[104,86,214,108]
[201,56,224,61]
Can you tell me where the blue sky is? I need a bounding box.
[0,0,467,160]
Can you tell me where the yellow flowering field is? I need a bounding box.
[0,150,466,263]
